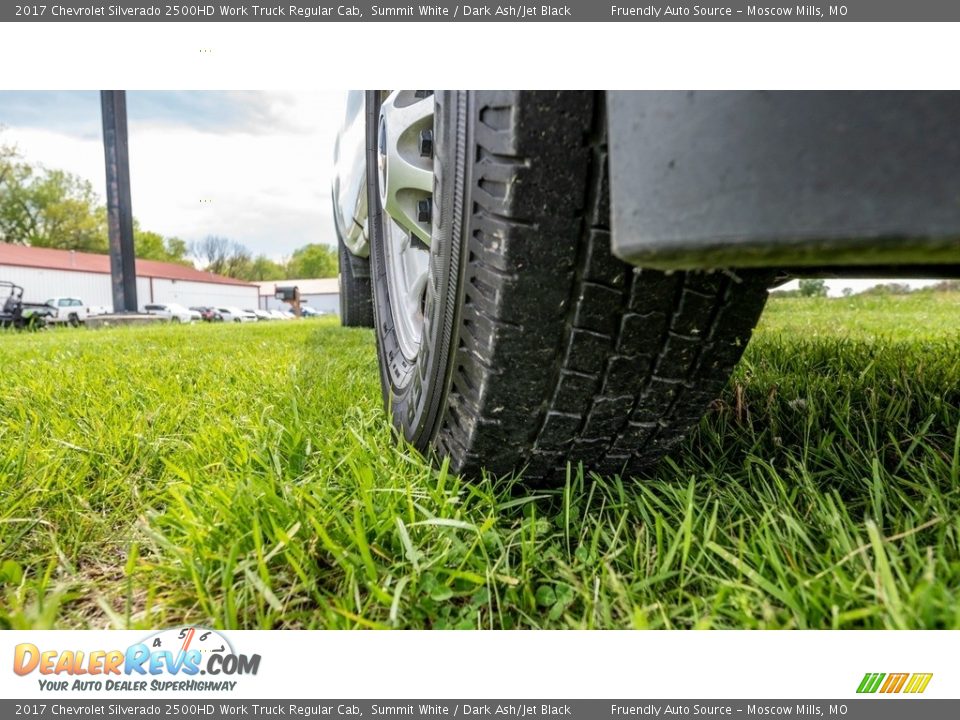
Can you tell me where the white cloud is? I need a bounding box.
[3,91,347,259]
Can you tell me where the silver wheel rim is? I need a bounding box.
[377,91,435,362]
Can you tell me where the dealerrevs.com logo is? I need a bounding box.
[13,627,261,692]
[857,672,933,694]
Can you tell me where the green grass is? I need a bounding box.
[1,292,959,630]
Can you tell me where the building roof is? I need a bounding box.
[0,243,254,287]
[255,277,339,296]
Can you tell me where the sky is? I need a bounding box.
[0,91,944,294]
[0,90,346,259]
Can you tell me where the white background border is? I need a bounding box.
[2,630,954,699]
[0,22,958,90]
[2,17,958,703]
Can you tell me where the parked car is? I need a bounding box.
[299,306,325,317]
[216,306,257,323]
[190,306,223,322]
[268,309,291,320]
[143,303,201,323]
[333,90,960,483]
[44,297,107,326]
[245,308,273,321]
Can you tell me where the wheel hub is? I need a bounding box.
[377,91,435,361]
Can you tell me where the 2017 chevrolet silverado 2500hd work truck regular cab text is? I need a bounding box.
[332,91,960,483]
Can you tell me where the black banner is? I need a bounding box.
[5,0,960,22]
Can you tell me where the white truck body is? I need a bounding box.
[44,297,108,325]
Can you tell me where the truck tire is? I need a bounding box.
[368,91,770,482]
[338,233,374,328]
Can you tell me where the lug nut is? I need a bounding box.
[417,198,432,224]
[418,129,434,157]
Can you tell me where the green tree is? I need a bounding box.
[165,237,189,263]
[1,142,107,251]
[926,280,960,293]
[244,254,286,281]
[862,282,912,296]
[0,144,36,244]
[134,226,191,265]
[189,235,253,279]
[287,243,337,278]
[798,278,828,298]
[2,137,186,265]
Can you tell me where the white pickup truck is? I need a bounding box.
[44,297,109,326]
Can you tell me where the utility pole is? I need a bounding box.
[101,90,138,313]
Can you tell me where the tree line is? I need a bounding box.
[0,139,336,280]
[772,278,959,298]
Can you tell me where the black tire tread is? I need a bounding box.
[432,91,770,481]
[338,235,374,328]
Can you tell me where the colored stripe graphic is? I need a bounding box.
[857,672,932,694]
[857,673,885,693]
[904,673,934,694]
[880,673,909,693]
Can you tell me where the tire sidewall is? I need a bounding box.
[367,90,469,447]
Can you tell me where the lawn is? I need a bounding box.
[1,292,959,630]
